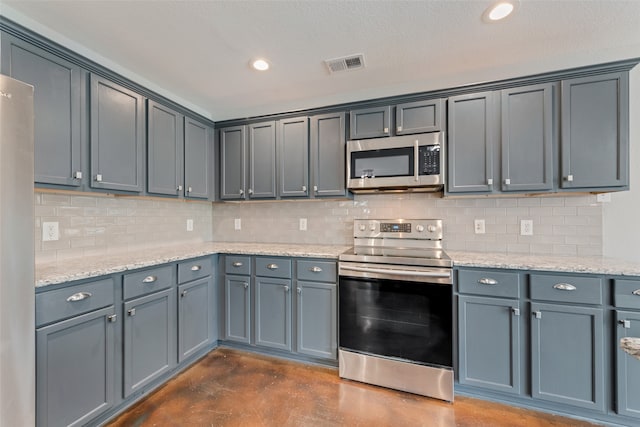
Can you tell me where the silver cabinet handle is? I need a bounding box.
[177,185,183,191]
[297,287,302,294]
[565,174,574,182]
[478,278,498,285]
[181,290,188,297]
[267,263,279,270]
[243,282,249,289]
[232,261,244,267]
[533,311,542,319]
[633,289,640,296]
[313,185,318,193]
[487,178,493,186]
[95,174,103,182]
[239,189,244,195]
[620,319,631,329]
[107,314,117,323]
[190,265,202,271]
[309,266,323,273]
[383,127,389,133]
[302,185,307,192]
[504,178,511,185]
[128,308,136,316]
[187,186,192,193]
[142,275,157,283]
[73,171,82,179]
[66,292,92,302]
[284,286,289,292]
[397,126,402,132]
[553,283,577,291]
[512,307,520,316]
[248,189,254,195]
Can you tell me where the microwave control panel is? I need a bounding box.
[419,145,440,176]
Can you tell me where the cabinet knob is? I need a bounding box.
[309,266,323,273]
[181,290,188,297]
[177,185,183,191]
[266,263,279,270]
[95,174,103,182]
[487,178,493,186]
[313,185,318,193]
[397,126,402,132]
[73,171,82,180]
[504,178,511,185]
[533,311,542,319]
[632,289,640,296]
[142,275,157,283]
[553,283,577,291]
[297,287,302,294]
[478,278,498,285]
[248,189,253,195]
[128,308,136,316]
[107,314,117,323]
[232,261,243,267]
[66,292,92,302]
[190,265,202,271]
[244,282,249,289]
[302,185,307,192]
[619,319,631,329]
[383,127,389,133]
[283,286,289,292]
[187,187,193,193]
[512,307,520,316]
[239,189,244,195]
[565,174,574,182]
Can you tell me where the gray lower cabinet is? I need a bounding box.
[224,274,251,343]
[296,280,337,359]
[458,295,521,394]
[184,116,212,199]
[616,310,640,419]
[178,277,211,361]
[560,72,629,189]
[309,112,347,197]
[147,100,184,196]
[90,74,145,192]
[1,33,83,187]
[123,288,176,397]
[530,302,604,412]
[255,276,292,351]
[278,116,309,197]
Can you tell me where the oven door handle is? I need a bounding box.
[340,264,451,278]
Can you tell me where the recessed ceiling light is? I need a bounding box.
[483,0,518,22]
[251,59,270,71]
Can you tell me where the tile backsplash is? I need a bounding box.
[211,193,603,257]
[35,191,212,263]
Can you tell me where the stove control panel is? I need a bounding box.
[353,219,443,240]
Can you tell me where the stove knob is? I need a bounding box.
[359,224,366,231]
[415,225,425,232]
[427,225,437,233]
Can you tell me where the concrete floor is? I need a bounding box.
[107,347,599,426]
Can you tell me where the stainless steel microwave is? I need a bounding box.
[346,132,445,193]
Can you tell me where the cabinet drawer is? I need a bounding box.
[36,278,115,327]
[255,257,291,278]
[178,257,212,284]
[123,265,173,300]
[614,279,640,309]
[296,260,336,283]
[458,269,520,298]
[530,274,603,305]
[225,255,251,275]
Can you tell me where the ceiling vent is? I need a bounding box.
[324,54,365,74]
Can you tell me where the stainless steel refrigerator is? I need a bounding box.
[0,74,35,425]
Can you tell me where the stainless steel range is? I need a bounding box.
[338,219,454,401]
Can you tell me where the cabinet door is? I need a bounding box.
[248,121,277,199]
[616,310,640,419]
[123,289,176,397]
[178,278,211,362]
[349,105,391,139]
[184,116,211,199]
[1,35,82,187]
[560,72,629,189]
[530,303,604,412]
[147,100,183,196]
[36,306,115,427]
[458,296,521,394]
[501,84,554,192]
[296,281,337,360]
[310,112,346,198]
[90,75,144,192]
[447,92,495,193]
[255,277,292,351]
[395,99,443,135]
[220,125,246,199]
[224,275,251,343]
[278,117,309,197]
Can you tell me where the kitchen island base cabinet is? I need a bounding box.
[224,275,251,344]
[255,277,292,352]
[296,281,337,360]
[36,306,116,427]
[616,310,640,419]
[530,303,604,412]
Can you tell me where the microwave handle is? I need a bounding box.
[414,139,420,182]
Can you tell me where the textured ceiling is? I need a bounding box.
[3,0,640,121]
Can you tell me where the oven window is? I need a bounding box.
[350,147,414,179]
[339,276,452,368]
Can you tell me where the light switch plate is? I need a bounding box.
[186,219,194,231]
[299,218,307,231]
[234,218,241,230]
[42,222,59,241]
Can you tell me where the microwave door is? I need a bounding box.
[350,147,414,180]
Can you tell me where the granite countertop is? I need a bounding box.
[620,338,640,360]
[35,242,351,287]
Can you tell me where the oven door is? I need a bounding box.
[338,270,452,369]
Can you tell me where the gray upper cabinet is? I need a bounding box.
[220,125,246,199]
[530,302,604,412]
[560,72,629,189]
[147,100,183,196]
[278,117,309,197]
[248,121,277,199]
[396,99,443,135]
[310,112,347,198]
[90,75,144,192]
[447,91,496,193]
[184,116,212,199]
[616,310,640,419]
[1,34,83,187]
[349,105,391,139]
[501,84,554,192]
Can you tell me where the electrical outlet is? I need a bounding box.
[42,222,59,241]
[299,218,307,231]
[520,220,533,236]
[596,193,611,203]
[474,219,485,234]
[234,218,241,230]
[186,219,194,231]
